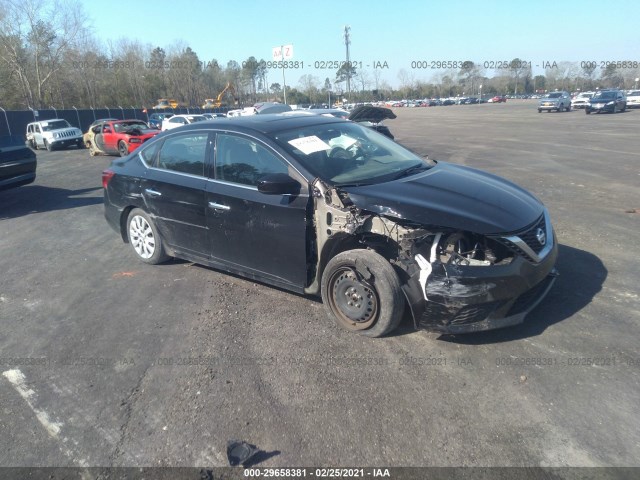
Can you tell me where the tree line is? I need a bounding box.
[1,0,638,110]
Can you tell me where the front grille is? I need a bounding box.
[506,275,554,316]
[449,301,504,326]
[498,214,549,263]
[59,130,75,138]
[417,302,453,329]
[517,215,546,255]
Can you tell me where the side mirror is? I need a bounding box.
[257,173,300,195]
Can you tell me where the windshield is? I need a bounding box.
[42,120,71,131]
[187,116,206,123]
[273,121,433,186]
[547,93,562,98]
[593,91,616,100]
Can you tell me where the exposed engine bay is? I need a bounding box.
[305,178,556,333]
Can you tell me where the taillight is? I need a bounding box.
[102,169,115,189]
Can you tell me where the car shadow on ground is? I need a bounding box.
[0,185,103,219]
[435,244,607,344]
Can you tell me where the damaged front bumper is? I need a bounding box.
[402,236,559,334]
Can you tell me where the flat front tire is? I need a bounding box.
[126,209,169,265]
[321,249,404,337]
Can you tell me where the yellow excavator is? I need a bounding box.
[202,82,238,108]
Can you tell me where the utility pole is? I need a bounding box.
[344,26,351,101]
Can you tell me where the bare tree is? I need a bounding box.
[0,0,90,108]
[298,74,319,103]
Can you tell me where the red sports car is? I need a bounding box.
[85,119,160,157]
[489,95,507,103]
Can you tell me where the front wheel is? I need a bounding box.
[126,209,169,265]
[586,109,591,115]
[44,139,52,151]
[566,104,571,112]
[118,141,129,157]
[321,249,404,337]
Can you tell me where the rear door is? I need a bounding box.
[141,131,212,258]
[205,132,310,290]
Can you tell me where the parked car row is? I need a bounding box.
[538,89,631,114]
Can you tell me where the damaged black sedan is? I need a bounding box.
[103,114,557,337]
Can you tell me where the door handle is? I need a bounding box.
[145,188,162,196]
[208,202,230,211]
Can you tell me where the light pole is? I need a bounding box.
[28,106,37,121]
[50,106,57,118]
[90,106,95,121]
[105,106,111,117]
[118,105,124,119]
[0,106,10,136]
[72,106,81,129]
[635,78,639,89]
[479,84,483,103]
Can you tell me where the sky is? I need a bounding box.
[79,0,639,90]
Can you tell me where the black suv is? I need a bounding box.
[586,90,627,114]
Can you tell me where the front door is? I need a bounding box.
[206,132,309,290]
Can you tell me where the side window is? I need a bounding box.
[139,140,161,166]
[156,133,209,176]
[215,134,289,187]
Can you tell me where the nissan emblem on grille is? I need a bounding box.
[536,227,546,246]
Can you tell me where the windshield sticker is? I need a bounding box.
[288,136,331,155]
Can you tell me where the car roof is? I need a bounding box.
[176,113,345,134]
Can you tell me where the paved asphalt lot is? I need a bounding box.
[1,102,639,468]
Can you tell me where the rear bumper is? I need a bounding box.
[0,156,37,191]
[0,172,36,191]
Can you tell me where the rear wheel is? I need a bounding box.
[566,104,571,112]
[613,105,618,114]
[321,249,404,337]
[126,209,169,265]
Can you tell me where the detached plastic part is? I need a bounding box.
[227,440,261,466]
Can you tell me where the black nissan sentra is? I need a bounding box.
[103,114,558,337]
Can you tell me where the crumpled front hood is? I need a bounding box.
[348,105,396,124]
[341,162,544,235]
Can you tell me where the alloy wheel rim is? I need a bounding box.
[129,215,155,259]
